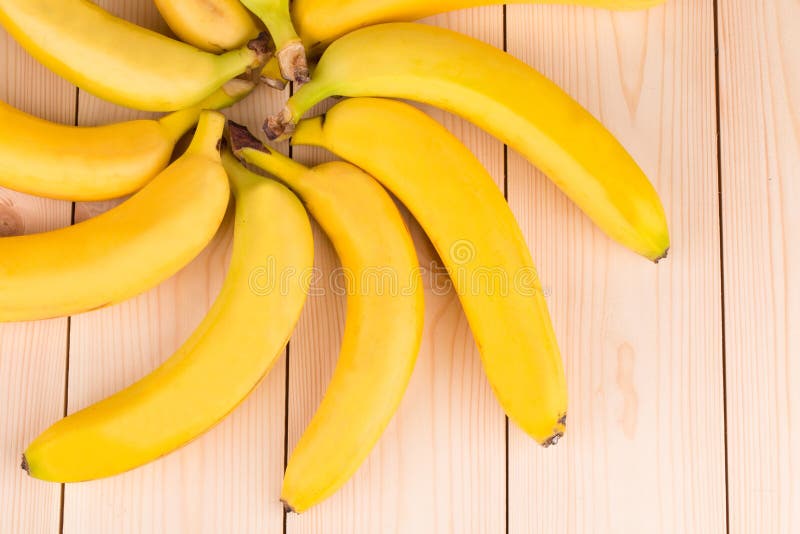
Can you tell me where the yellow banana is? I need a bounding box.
[153,0,261,53]
[290,97,568,445]
[147,0,290,90]
[228,123,424,513]
[294,0,667,48]
[0,0,269,111]
[239,0,309,83]
[260,56,290,90]
[22,151,314,483]
[0,112,230,323]
[0,79,253,201]
[266,23,670,261]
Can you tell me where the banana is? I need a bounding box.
[294,0,667,48]
[265,23,670,262]
[260,56,290,90]
[289,97,568,445]
[153,0,261,53]
[228,123,424,513]
[22,150,314,482]
[0,79,254,202]
[0,0,269,111]
[147,0,291,90]
[147,0,292,89]
[0,111,230,323]
[239,0,309,83]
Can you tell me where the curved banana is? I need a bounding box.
[294,0,667,48]
[22,151,313,483]
[0,112,230,323]
[0,0,269,111]
[290,97,568,445]
[266,23,670,261]
[153,0,261,53]
[0,79,254,201]
[228,123,424,513]
[147,0,290,90]
[239,0,308,83]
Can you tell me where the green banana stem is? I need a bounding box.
[185,112,226,160]
[221,149,264,196]
[227,121,310,188]
[240,0,308,83]
[263,80,332,140]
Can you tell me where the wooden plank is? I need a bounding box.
[61,2,287,533]
[0,24,75,534]
[506,2,726,533]
[285,10,507,533]
[718,1,800,532]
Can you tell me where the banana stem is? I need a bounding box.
[211,31,272,80]
[221,150,263,196]
[277,41,310,85]
[227,121,309,187]
[185,112,227,161]
[158,108,204,144]
[147,30,267,119]
[239,0,308,82]
[158,79,256,143]
[264,82,332,140]
[264,108,295,141]
[205,78,259,109]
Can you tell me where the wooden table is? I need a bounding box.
[1,1,797,532]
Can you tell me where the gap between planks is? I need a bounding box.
[711,0,732,533]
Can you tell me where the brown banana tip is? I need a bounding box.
[226,121,270,154]
[247,32,272,59]
[294,67,311,85]
[263,108,295,141]
[20,454,30,475]
[244,33,273,76]
[654,247,670,264]
[277,42,310,85]
[541,413,567,448]
[542,432,564,448]
[281,499,297,514]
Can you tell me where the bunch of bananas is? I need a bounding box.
[1,0,669,513]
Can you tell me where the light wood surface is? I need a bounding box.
[719,1,800,533]
[286,9,507,534]
[0,1,797,533]
[506,2,728,533]
[0,27,74,534]
[63,3,287,533]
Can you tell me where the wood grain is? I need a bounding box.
[285,10,507,533]
[506,2,727,533]
[61,2,287,533]
[718,1,800,533]
[0,25,74,534]
[2,0,798,531]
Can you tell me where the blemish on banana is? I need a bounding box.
[616,342,638,439]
